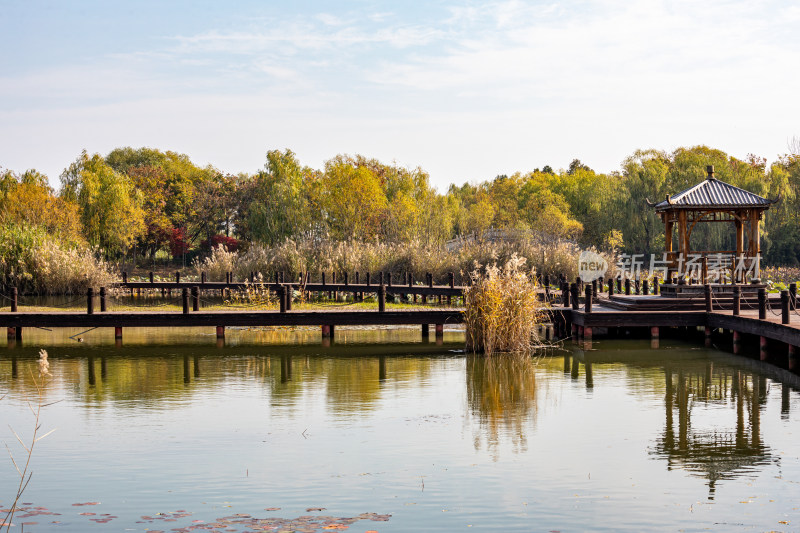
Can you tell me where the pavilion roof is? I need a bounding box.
[652,167,774,211]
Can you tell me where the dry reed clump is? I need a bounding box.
[191,245,239,281]
[0,223,114,294]
[32,240,115,294]
[464,254,546,355]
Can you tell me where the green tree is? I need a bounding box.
[60,151,145,254]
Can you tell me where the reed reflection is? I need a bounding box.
[651,363,774,500]
[466,355,542,457]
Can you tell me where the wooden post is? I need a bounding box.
[344,272,349,286]
[616,277,622,293]
[591,279,597,298]
[87,287,94,315]
[149,271,154,283]
[435,323,444,339]
[279,286,286,313]
[378,283,386,313]
[216,326,225,339]
[731,285,740,316]
[201,271,207,284]
[643,279,650,296]
[176,271,181,284]
[192,286,200,312]
[114,327,122,340]
[781,290,790,324]
[758,288,766,320]
[584,285,592,313]
[635,278,641,295]
[100,287,107,312]
[653,276,659,295]
[563,282,570,308]
[286,286,292,311]
[182,288,189,314]
[791,283,797,310]
[11,287,17,312]
[608,278,614,296]
[625,278,631,295]
[122,271,128,283]
[570,283,579,310]
[704,284,712,312]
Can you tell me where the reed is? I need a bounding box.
[464,254,547,355]
[0,223,114,295]
[3,350,56,532]
[192,236,592,284]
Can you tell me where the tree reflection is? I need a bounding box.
[651,364,773,500]
[466,355,541,458]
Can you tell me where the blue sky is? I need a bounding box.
[1,0,798,190]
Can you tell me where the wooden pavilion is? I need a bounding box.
[649,165,776,284]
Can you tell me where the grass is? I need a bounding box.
[464,254,548,355]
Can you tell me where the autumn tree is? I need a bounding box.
[60,151,145,254]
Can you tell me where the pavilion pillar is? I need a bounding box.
[750,210,761,278]
[677,210,688,275]
[664,217,674,278]
[735,213,744,283]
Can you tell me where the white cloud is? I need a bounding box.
[1,0,798,189]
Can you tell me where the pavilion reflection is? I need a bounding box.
[651,363,774,500]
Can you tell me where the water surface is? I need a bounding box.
[1,329,799,531]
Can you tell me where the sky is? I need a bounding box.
[1,0,798,190]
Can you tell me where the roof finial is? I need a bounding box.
[706,165,715,180]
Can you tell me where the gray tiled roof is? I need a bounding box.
[653,177,773,210]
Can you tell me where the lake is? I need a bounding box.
[1,327,799,532]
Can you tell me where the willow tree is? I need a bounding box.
[239,149,318,244]
[60,151,145,255]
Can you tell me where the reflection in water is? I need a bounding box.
[466,355,541,457]
[651,363,773,500]
[0,343,451,415]
[0,339,796,503]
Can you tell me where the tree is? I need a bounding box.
[320,155,388,240]
[0,168,82,242]
[239,149,318,244]
[60,151,145,254]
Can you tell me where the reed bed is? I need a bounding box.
[0,224,114,295]
[464,254,547,355]
[191,236,588,284]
